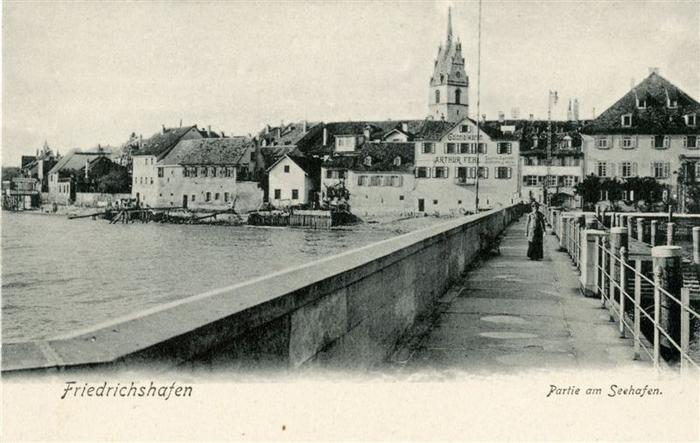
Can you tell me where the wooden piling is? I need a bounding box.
[651,245,683,358]
[636,218,644,242]
[650,220,658,246]
[666,222,675,246]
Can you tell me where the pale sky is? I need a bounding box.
[2,0,699,166]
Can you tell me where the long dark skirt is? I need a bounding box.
[527,236,543,260]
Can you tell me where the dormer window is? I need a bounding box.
[621,114,632,128]
[393,156,402,166]
[364,156,372,167]
[435,90,440,104]
[596,137,609,149]
[459,125,470,133]
[668,99,678,108]
[686,114,697,127]
[636,99,647,109]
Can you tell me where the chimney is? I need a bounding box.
[481,114,486,123]
[592,107,596,119]
[162,124,166,134]
[85,159,90,179]
[498,111,505,123]
[322,127,328,146]
[221,130,225,137]
[207,125,212,137]
[302,120,308,133]
[179,119,182,128]
[401,122,408,132]
[265,125,270,134]
[277,126,282,138]
[529,114,534,122]
[363,125,371,140]
[139,134,143,148]
[649,67,659,75]
[630,78,636,89]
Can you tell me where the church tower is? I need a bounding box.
[429,7,469,122]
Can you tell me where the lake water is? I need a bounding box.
[1,213,400,342]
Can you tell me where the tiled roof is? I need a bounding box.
[163,137,253,166]
[259,146,298,168]
[413,119,457,141]
[48,151,109,175]
[287,155,322,177]
[323,142,415,173]
[258,122,320,147]
[134,126,199,157]
[581,72,700,135]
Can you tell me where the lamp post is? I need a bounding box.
[545,90,558,206]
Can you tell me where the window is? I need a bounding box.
[274,189,281,199]
[284,165,290,173]
[399,195,404,200]
[685,135,698,149]
[546,176,557,187]
[390,176,403,187]
[211,167,217,177]
[435,90,440,104]
[201,167,208,177]
[459,143,470,154]
[393,156,402,166]
[497,142,512,154]
[214,193,220,200]
[495,167,512,179]
[224,167,231,177]
[686,114,697,127]
[652,162,670,178]
[669,98,678,108]
[139,177,143,184]
[421,143,435,154]
[478,167,488,179]
[326,170,333,179]
[338,170,346,179]
[621,136,634,149]
[433,200,438,205]
[637,98,647,109]
[696,163,700,180]
[370,176,382,186]
[597,162,608,177]
[653,135,668,149]
[150,178,153,185]
[192,167,198,177]
[596,137,608,149]
[224,192,229,202]
[358,176,368,186]
[205,192,211,202]
[562,176,576,187]
[291,189,299,200]
[434,167,448,178]
[477,143,486,154]
[157,168,164,177]
[460,125,470,133]
[364,156,372,166]
[445,143,457,154]
[416,167,430,178]
[524,175,538,186]
[620,162,637,178]
[455,89,462,105]
[621,114,632,127]
[191,195,195,202]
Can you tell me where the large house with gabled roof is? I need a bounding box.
[581,69,700,201]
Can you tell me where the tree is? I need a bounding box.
[96,168,131,193]
[574,174,602,208]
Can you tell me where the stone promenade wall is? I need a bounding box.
[2,203,524,374]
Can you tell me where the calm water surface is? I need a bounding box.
[2,213,398,342]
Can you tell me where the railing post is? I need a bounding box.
[608,238,616,321]
[650,220,658,246]
[610,227,629,306]
[693,227,699,265]
[680,287,690,376]
[666,222,675,246]
[633,259,642,360]
[636,217,644,242]
[602,208,608,227]
[651,245,683,360]
[600,236,607,308]
[619,246,628,338]
[581,229,606,296]
[653,266,661,369]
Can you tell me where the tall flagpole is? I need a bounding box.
[474,0,482,213]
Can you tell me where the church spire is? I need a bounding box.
[447,6,453,44]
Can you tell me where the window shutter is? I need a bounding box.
[650,163,655,176]
[650,136,654,147]
[414,168,418,178]
[632,162,638,176]
[663,163,670,178]
[507,168,512,179]
[610,162,616,177]
[427,168,432,178]
[432,167,437,178]
[683,136,687,148]
[664,136,670,148]
[445,167,449,178]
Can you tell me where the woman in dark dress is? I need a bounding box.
[526,202,546,260]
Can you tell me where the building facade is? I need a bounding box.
[581,70,700,203]
[268,154,320,208]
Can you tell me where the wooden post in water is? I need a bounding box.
[650,220,658,246]
[693,227,700,265]
[636,218,644,242]
[627,216,634,241]
[666,222,675,246]
[651,245,683,359]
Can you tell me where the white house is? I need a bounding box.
[267,154,321,207]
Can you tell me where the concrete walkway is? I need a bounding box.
[389,215,647,374]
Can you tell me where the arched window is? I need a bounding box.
[435,90,440,104]
[440,74,444,83]
[455,89,462,105]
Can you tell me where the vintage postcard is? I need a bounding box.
[2,0,699,441]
